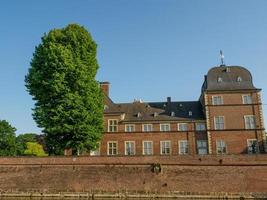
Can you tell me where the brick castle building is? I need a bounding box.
[98,65,266,156]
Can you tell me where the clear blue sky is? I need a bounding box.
[1,0,267,134]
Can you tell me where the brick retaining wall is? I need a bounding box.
[0,155,267,195]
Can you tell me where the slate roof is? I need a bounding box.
[203,66,259,91]
[104,100,205,121]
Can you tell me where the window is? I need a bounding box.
[242,95,252,104]
[188,111,193,116]
[125,124,135,132]
[218,77,223,82]
[216,140,227,154]
[179,140,188,155]
[178,123,188,131]
[160,123,171,132]
[107,141,118,155]
[212,96,223,105]
[160,141,171,155]
[143,141,153,155]
[247,139,259,154]
[244,115,256,129]
[197,140,207,155]
[214,116,225,130]
[142,124,153,132]
[196,123,206,131]
[125,141,135,155]
[108,119,118,132]
[237,76,242,82]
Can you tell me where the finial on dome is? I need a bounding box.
[220,50,225,66]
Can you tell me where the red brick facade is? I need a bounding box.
[98,66,266,156]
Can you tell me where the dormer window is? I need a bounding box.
[171,111,175,117]
[237,76,242,82]
[137,112,142,118]
[226,67,231,73]
[104,105,109,110]
[189,111,192,116]
[153,112,158,117]
[217,77,223,83]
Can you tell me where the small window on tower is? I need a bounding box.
[218,77,223,83]
[237,76,242,82]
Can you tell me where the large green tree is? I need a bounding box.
[0,120,17,156]
[25,24,104,155]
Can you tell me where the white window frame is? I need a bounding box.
[125,124,135,132]
[178,140,189,155]
[107,141,118,155]
[142,141,153,155]
[142,124,153,132]
[196,123,206,131]
[197,140,208,155]
[160,123,171,132]
[108,119,118,132]
[125,141,135,155]
[160,141,171,155]
[216,140,227,154]
[178,123,188,131]
[242,94,252,104]
[214,116,225,130]
[244,115,256,129]
[212,96,223,105]
[247,139,259,154]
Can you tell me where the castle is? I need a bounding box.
[98,65,266,156]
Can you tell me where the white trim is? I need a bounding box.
[214,116,225,130]
[124,141,135,155]
[142,124,153,132]
[108,119,118,132]
[242,94,252,104]
[177,123,188,131]
[142,140,153,155]
[178,140,188,155]
[160,123,171,132]
[244,115,256,129]
[247,139,259,154]
[125,124,135,132]
[216,139,227,154]
[160,140,171,155]
[107,141,118,155]
[212,95,223,105]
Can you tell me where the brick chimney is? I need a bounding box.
[100,82,110,97]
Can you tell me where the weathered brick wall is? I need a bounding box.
[0,155,267,193]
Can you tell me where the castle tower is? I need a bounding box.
[201,66,266,154]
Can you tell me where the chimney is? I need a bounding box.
[100,82,110,97]
[167,97,171,104]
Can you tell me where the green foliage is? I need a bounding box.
[16,133,38,155]
[0,120,17,156]
[25,24,104,155]
[24,142,48,156]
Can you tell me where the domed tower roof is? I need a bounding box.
[202,66,259,91]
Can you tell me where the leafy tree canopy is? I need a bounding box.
[16,133,38,155]
[24,142,48,156]
[25,24,104,155]
[0,120,17,156]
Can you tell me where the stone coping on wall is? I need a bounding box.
[0,155,267,166]
[1,191,266,199]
